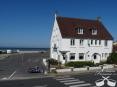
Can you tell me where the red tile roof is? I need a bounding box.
[56,16,113,40]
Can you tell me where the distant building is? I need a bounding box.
[113,41,117,45]
[7,50,12,54]
[50,14,113,64]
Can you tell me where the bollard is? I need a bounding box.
[101,65,103,69]
[44,70,48,75]
[87,66,89,70]
[70,67,74,72]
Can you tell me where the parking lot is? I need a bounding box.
[0,51,49,80]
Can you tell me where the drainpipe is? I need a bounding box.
[85,51,89,61]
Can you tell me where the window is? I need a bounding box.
[105,40,108,46]
[70,39,72,45]
[99,40,101,45]
[70,39,75,46]
[54,44,57,48]
[77,28,84,34]
[70,53,75,60]
[94,54,97,59]
[95,40,97,45]
[92,29,97,35]
[79,53,84,60]
[88,40,90,46]
[80,39,84,46]
[53,44,57,52]
[91,40,93,45]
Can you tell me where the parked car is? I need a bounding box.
[27,66,43,73]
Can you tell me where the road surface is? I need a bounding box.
[0,52,49,80]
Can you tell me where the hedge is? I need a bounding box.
[65,61,94,68]
[46,58,61,65]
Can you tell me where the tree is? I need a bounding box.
[107,53,117,64]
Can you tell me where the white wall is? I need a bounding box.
[50,15,62,60]
[59,39,113,64]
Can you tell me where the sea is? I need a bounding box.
[0,47,49,53]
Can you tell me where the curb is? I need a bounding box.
[47,69,102,77]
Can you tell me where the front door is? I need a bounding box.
[92,53,100,63]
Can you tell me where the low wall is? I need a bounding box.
[103,65,114,69]
[56,68,71,73]
[89,67,101,70]
[55,65,114,73]
[73,67,87,72]
[19,51,40,53]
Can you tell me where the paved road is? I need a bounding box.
[0,76,95,87]
[0,52,49,80]
[0,77,65,87]
[0,69,117,87]
[54,70,117,87]
[73,73,117,87]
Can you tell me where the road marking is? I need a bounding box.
[60,79,79,82]
[8,71,16,79]
[64,81,85,85]
[32,85,47,87]
[55,76,95,87]
[55,76,70,79]
[1,77,7,80]
[69,83,91,87]
[56,77,75,80]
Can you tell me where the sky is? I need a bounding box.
[0,0,117,48]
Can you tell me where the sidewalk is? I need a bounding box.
[48,69,99,77]
[48,67,117,77]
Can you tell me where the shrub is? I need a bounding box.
[46,58,61,65]
[107,53,117,64]
[65,61,94,68]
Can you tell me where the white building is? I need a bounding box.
[7,49,12,54]
[50,15,113,64]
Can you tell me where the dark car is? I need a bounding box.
[27,66,43,73]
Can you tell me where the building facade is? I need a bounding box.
[50,15,113,64]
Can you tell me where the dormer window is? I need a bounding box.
[92,29,97,35]
[76,28,84,34]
